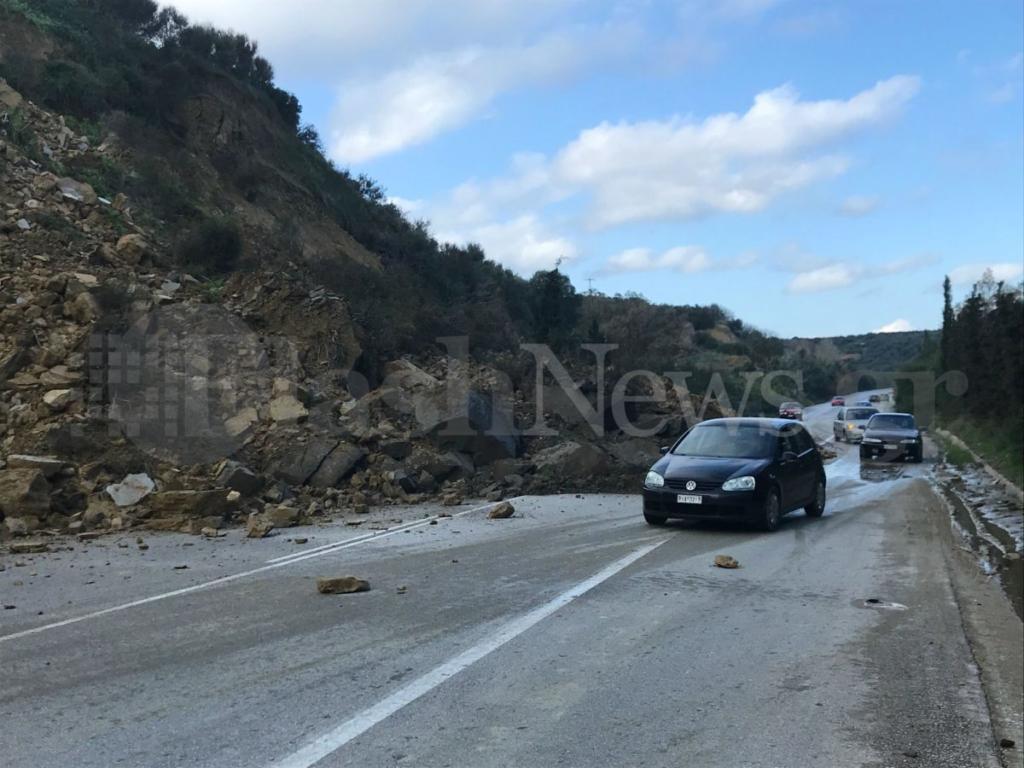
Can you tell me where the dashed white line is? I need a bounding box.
[268,537,669,768]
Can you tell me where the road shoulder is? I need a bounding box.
[931,482,1024,766]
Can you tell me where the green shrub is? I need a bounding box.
[176,217,244,275]
[3,108,36,154]
[39,59,106,116]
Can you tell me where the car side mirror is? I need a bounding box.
[659,445,669,455]
[780,451,798,462]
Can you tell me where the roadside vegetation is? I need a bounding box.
[899,273,1023,487]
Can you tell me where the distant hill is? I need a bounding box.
[780,330,936,402]
[785,330,934,373]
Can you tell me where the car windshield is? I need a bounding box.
[868,414,916,430]
[672,424,776,458]
[846,408,877,420]
[781,402,801,409]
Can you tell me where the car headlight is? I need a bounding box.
[900,438,918,444]
[644,471,664,488]
[862,437,881,444]
[846,423,856,430]
[722,476,756,492]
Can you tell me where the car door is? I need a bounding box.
[794,427,819,503]
[775,431,803,510]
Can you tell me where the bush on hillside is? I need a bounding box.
[176,217,244,274]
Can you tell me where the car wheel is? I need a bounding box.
[913,445,924,463]
[836,430,844,443]
[644,511,667,526]
[805,477,826,518]
[760,489,782,532]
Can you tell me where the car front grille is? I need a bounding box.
[665,478,722,492]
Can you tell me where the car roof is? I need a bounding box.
[698,417,803,433]
[869,411,913,418]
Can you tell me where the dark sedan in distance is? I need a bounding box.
[859,413,924,462]
[643,418,826,531]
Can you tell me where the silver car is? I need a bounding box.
[833,406,879,443]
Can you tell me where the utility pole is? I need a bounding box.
[586,278,595,295]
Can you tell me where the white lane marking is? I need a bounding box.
[269,496,525,564]
[0,499,518,644]
[269,538,669,768]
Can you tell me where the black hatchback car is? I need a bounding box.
[643,418,826,531]
[859,412,924,462]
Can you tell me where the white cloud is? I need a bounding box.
[434,214,577,272]
[781,249,936,294]
[786,263,857,293]
[547,75,919,227]
[873,252,939,276]
[329,37,595,163]
[419,76,919,272]
[161,1,577,71]
[873,319,914,333]
[948,262,1024,287]
[604,246,712,274]
[838,194,880,216]
[387,196,424,215]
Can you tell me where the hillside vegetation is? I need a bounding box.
[0,0,799,400]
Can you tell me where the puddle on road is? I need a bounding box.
[859,464,907,484]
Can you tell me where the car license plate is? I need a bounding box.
[884,443,897,450]
[677,494,702,504]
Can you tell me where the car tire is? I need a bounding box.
[805,476,826,518]
[760,489,782,532]
[644,511,667,526]
[836,430,844,443]
[913,445,924,463]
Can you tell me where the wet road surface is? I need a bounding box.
[0,392,1014,768]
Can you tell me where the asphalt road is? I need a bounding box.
[1,391,1018,768]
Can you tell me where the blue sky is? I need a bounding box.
[168,0,1023,337]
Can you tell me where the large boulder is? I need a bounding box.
[414,450,474,482]
[115,234,151,265]
[149,490,234,519]
[64,291,99,324]
[532,441,609,478]
[224,407,258,437]
[604,439,662,468]
[0,469,51,519]
[56,177,98,205]
[415,388,519,464]
[308,442,365,488]
[267,436,363,486]
[43,388,81,411]
[383,359,440,390]
[269,395,308,423]
[215,461,263,496]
